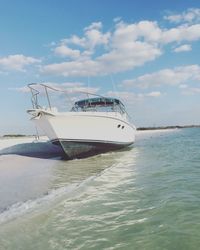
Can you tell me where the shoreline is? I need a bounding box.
[136,127,179,139]
[0,129,179,153]
[137,125,200,131]
[1,124,199,139]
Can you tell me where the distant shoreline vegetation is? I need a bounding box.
[2,134,27,138]
[137,125,200,130]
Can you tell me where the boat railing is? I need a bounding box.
[27,83,132,120]
[28,83,66,110]
[28,83,113,111]
[28,83,41,109]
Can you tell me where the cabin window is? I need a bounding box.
[72,97,126,113]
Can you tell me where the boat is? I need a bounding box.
[27,83,136,159]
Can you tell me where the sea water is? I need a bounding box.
[0,128,200,250]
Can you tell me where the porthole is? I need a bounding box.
[117,124,121,128]
[122,126,125,129]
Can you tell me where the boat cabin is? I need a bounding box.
[71,97,126,113]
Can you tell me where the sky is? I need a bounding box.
[1,0,200,135]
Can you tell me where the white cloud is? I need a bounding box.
[60,21,110,50]
[54,45,80,58]
[161,24,200,44]
[164,8,200,24]
[47,82,100,94]
[181,87,200,95]
[97,41,161,73]
[52,21,110,62]
[112,20,162,44]
[84,22,103,31]
[0,54,41,72]
[173,44,192,53]
[42,20,163,77]
[42,59,100,77]
[84,28,110,49]
[13,82,99,96]
[52,82,84,88]
[122,65,200,88]
[113,17,122,23]
[10,86,30,93]
[42,15,200,77]
[42,41,162,77]
[146,91,161,97]
[106,90,162,104]
[63,35,86,47]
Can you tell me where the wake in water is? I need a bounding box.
[0,146,137,226]
[0,129,172,225]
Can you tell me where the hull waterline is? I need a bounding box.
[52,139,134,159]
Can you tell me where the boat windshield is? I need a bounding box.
[71,97,126,113]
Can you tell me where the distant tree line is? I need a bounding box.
[137,125,200,130]
[2,134,26,138]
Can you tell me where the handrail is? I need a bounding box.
[27,83,107,110]
[27,83,131,119]
[28,83,40,109]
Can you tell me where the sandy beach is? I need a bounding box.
[0,136,47,150]
[0,136,63,158]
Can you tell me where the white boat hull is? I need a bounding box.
[30,110,136,159]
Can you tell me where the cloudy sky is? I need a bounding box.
[1,0,200,134]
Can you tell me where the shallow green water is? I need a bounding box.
[0,128,200,249]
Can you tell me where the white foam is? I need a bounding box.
[0,182,79,224]
[0,163,100,225]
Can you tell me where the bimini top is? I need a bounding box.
[72,97,126,113]
[75,97,124,107]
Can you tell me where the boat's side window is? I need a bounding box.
[117,124,121,128]
[122,126,125,129]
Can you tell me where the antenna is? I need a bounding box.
[87,75,90,99]
[109,74,118,97]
